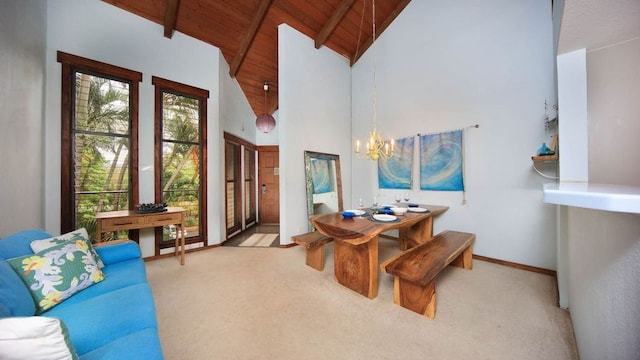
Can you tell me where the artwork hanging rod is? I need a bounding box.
[416,124,479,137]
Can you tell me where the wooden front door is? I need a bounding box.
[258,146,279,224]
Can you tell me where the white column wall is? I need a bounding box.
[278,24,352,244]
[557,49,589,182]
[0,1,46,236]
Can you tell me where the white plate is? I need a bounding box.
[345,209,366,216]
[407,207,428,213]
[373,214,397,222]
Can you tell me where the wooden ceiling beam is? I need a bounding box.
[163,0,181,38]
[351,0,411,65]
[229,0,274,77]
[315,0,357,49]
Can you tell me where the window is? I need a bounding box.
[152,77,208,249]
[58,52,141,240]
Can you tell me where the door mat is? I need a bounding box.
[238,233,279,247]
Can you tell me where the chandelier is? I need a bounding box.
[354,0,394,161]
[255,81,276,133]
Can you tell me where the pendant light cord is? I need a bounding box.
[372,0,377,132]
[354,0,366,62]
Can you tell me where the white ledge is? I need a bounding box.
[543,182,640,214]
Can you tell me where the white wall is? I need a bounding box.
[219,53,257,142]
[566,207,640,359]
[0,1,46,236]
[45,0,224,254]
[351,0,557,269]
[558,37,640,360]
[278,24,352,244]
[587,37,640,186]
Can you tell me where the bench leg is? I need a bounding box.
[305,246,324,271]
[450,244,473,270]
[394,277,437,319]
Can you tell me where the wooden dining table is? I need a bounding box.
[310,204,449,299]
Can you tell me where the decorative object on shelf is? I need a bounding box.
[537,142,554,156]
[354,0,394,161]
[531,134,559,179]
[136,203,168,213]
[532,134,558,158]
[255,81,276,133]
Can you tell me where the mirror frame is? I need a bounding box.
[304,151,343,231]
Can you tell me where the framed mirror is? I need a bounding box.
[304,151,343,231]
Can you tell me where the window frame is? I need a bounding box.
[152,76,209,250]
[57,51,141,236]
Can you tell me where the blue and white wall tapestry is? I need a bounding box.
[310,158,333,194]
[419,130,464,191]
[378,136,414,189]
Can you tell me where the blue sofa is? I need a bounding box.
[0,229,164,359]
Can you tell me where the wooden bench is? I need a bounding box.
[380,230,475,319]
[291,231,333,271]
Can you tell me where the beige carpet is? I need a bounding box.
[145,239,578,360]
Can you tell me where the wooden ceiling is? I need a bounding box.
[102,0,411,116]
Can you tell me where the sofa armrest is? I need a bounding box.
[94,240,142,266]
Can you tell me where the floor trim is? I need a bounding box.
[472,254,556,277]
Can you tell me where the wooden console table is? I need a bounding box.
[95,207,186,265]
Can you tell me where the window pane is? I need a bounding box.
[162,93,200,142]
[74,134,130,194]
[75,73,130,135]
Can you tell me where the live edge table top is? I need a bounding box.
[310,204,449,245]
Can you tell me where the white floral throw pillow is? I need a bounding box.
[30,228,104,268]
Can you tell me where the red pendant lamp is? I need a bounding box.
[255,81,276,133]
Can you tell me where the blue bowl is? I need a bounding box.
[342,211,355,219]
[408,203,419,208]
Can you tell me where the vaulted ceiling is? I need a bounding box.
[102,0,411,116]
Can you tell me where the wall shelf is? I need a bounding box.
[531,154,558,161]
